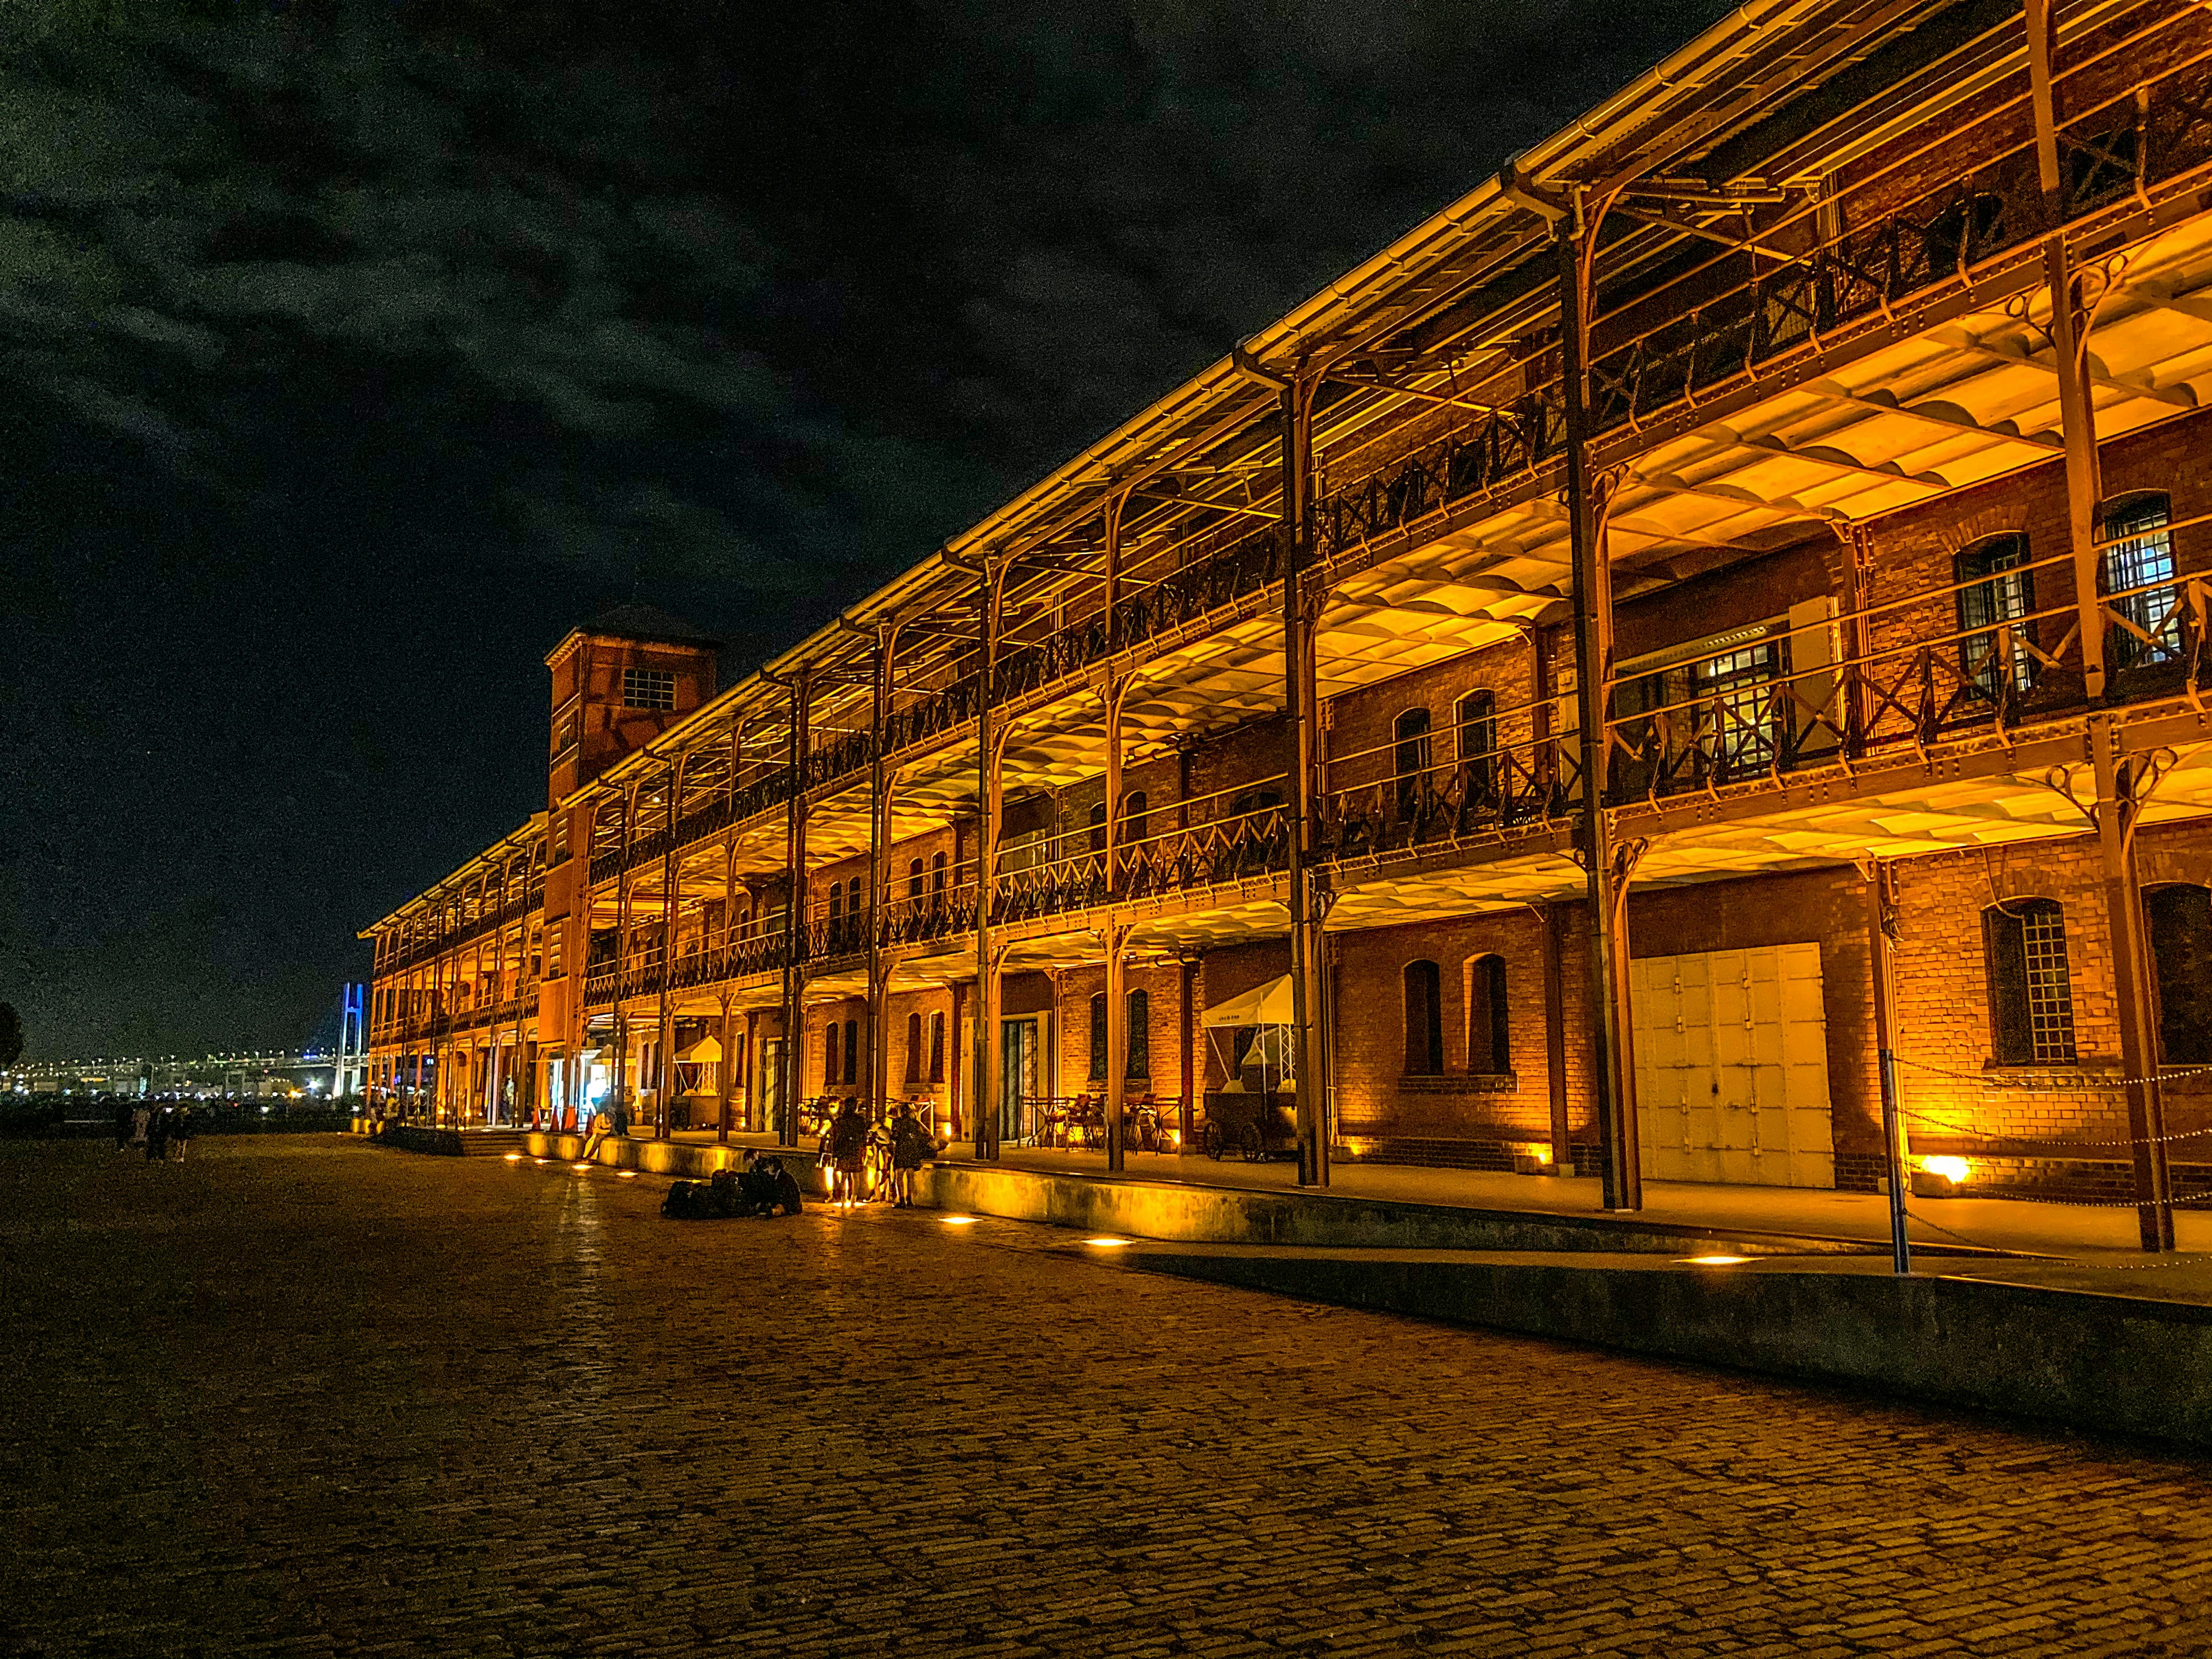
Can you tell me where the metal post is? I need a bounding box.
[1104,672,1128,1172]
[779,673,810,1149]
[972,564,1006,1161]
[656,759,681,1140]
[1541,902,1572,1172]
[1280,377,1328,1187]
[2027,0,2107,701]
[1862,858,1912,1275]
[1558,221,1641,1211]
[716,994,736,1145]
[867,623,897,1126]
[2093,725,2177,1251]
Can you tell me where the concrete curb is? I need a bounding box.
[523,1132,834,1195]
[925,1160,1882,1256]
[1131,1248,2212,1450]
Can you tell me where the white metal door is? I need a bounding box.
[1630,942,1835,1188]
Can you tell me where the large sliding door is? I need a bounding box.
[1630,943,1835,1188]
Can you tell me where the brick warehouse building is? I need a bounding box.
[365,0,2212,1248]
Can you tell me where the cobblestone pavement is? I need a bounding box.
[5,1140,2212,1658]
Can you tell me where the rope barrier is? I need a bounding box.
[1894,1054,2212,1090]
[1892,1104,2212,1151]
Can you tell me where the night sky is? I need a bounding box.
[1,0,1727,1058]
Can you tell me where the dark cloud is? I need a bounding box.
[0,0,1728,1055]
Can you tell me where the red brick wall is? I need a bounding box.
[1329,910,1560,1147]
[1886,825,2212,1159]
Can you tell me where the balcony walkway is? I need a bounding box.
[645,1128,2212,1262]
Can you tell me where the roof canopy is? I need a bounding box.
[1201,974,1296,1027]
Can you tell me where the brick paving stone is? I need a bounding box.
[6,1138,2212,1656]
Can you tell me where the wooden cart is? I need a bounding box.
[1199,1090,1297,1161]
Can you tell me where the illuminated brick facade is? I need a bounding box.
[367,2,2212,1230]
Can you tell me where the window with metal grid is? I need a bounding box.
[622,666,676,710]
[2022,904,2077,1062]
[2101,493,2179,671]
[1984,899,2077,1064]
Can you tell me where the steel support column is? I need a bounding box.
[779,673,810,1149]
[655,759,682,1140]
[866,623,899,1124]
[1279,377,1328,1187]
[2093,725,2177,1251]
[2027,0,2109,702]
[1103,669,1132,1172]
[1861,858,1914,1276]
[971,563,1007,1161]
[716,994,736,1144]
[1558,217,1642,1211]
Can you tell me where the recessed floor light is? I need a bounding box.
[1679,1254,1752,1266]
[1084,1236,1132,1248]
[940,1214,979,1226]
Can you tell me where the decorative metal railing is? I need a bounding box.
[1320,721,1578,862]
[547,20,2212,951]
[380,883,544,974]
[1601,536,2212,802]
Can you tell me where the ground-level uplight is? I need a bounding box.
[939,1214,978,1226]
[1679,1254,1752,1266]
[1921,1155,1970,1185]
[618,1170,638,1179]
[503,1152,523,1162]
[571,1162,590,1171]
[1084,1236,1132,1248]
[533,1157,550,1165]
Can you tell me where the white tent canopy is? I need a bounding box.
[1200,974,1296,1028]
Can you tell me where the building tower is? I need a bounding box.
[539,605,721,1122]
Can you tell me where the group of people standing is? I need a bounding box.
[824,1099,933,1208]
[115,1101,195,1163]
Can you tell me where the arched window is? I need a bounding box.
[823,1020,839,1087]
[1127,988,1150,1079]
[1956,533,2036,699]
[931,851,948,897]
[1403,960,1444,1075]
[908,858,925,901]
[2149,884,2212,1065]
[1088,802,1109,855]
[2103,493,2179,671]
[906,1012,924,1085]
[929,1010,946,1084]
[1089,991,1109,1081]
[1466,955,1509,1074]
[842,1018,859,1085]
[827,880,843,949]
[1394,709,1432,818]
[1123,790,1149,850]
[1983,899,2077,1064]
[1456,691,1497,806]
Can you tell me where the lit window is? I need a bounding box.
[1692,639,1786,774]
[2102,494,2179,672]
[622,667,676,711]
